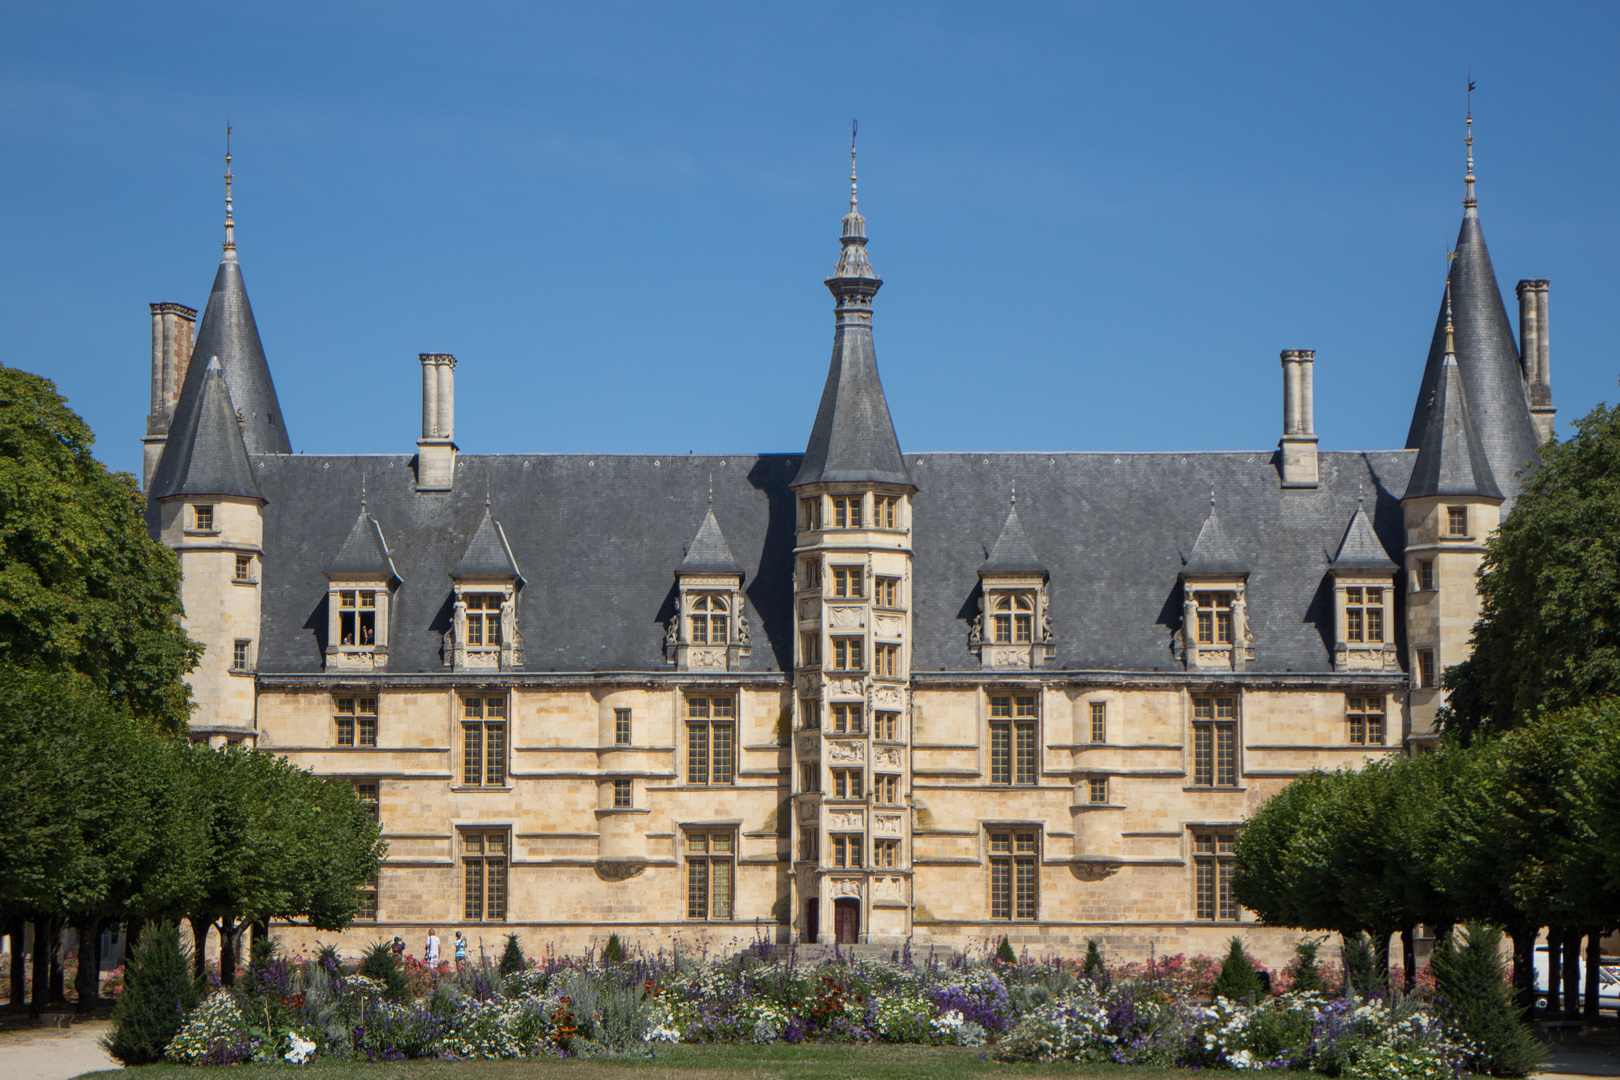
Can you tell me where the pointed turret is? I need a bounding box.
[163,137,292,461]
[1183,501,1244,575]
[1331,501,1397,571]
[791,131,911,489]
[1404,292,1503,503]
[1404,111,1538,503]
[147,357,263,502]
[678,505,744,577]
[330,500,401,586]
[452,503,524,583]
[980,496,1046,577]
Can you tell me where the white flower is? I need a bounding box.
[285,1033,316,1064]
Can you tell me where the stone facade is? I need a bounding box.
[143,141,1554,968]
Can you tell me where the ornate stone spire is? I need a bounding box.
[223,124,237,259]
[1463,83,1476,210]
[792,123,911,490]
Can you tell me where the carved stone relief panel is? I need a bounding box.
[873,746,903,769]
[872,685,903,708]
[872,876,903,900]
[687,649,726,669]
[827,809,864,830]
[796,732,820,758]
[826,741,864,763]
[989,646,1031,668]
[830,679,864,698]
[872,813,903,836]
[830,877,863,898]
[797,801,819,821]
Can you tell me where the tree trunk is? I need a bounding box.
[6,916,25,1010]
[218,917,236,986]
[1586,928,1603,1024]
[1401,927,1417,992]
[188,916,211,982]
[29,919,49,1018]
[1509,926,1537,1014]
[74,917,102,1014]
[1564,931,1581,1021]
[1548,928,1563,1014]
[47,918,65,1003]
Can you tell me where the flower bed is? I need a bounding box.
[153,941,1473,1074]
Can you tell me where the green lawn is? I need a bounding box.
[74,1044,1174,1080]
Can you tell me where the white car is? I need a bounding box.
[1532,948,1620,1014]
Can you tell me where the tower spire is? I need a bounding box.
[1444,281,1457,360]
[849,119,859,217]
[1463,79,1477,210]
[223,123,237,258]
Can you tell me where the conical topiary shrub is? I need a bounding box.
[358,939,408,1002]
[602,933,624,964]
[1082,939,1110,990]
[1286,938,1326,995]
[102,921,199,1065]
[1211,936,1264,1002]
[1430,923,1545,1077]
[499,932,527,975]
[996,935,1017,965]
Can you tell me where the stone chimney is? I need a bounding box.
[416,353,457,491]
[142,302,197,491]
[1278,349,1318,487]
[1516,280,1555,443]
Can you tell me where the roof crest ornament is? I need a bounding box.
[223,122,237,258]
[708,472,714,508]
[849,118,858,216]
[1444,280,1457,363]
[1464,77,1477,209]
[1009,481,1016,506]
[360,474,367,514]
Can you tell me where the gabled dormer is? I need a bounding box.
[1179,500,1252,671]
[1328,501,1398,672]
[446,502,524,671]
[972,497,1052,669]
[667,504,750,671]
[324,498,402,671]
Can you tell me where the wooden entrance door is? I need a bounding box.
[834,897,860,944]
[805,899,819,944]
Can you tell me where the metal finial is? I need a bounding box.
[485,476,492,513]
[1463,77,1477,208]
[1444,280,1457,359]
[223,122,236,253]
[360,474,367,513]
[849,118,859,214]
[1210,484,1217,510]
[1009,482,1017,507]
[708,472,714,508]
[1357,482,1365,508]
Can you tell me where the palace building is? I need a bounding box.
[142,124,1552,962]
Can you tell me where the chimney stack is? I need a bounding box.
[1516,280,1555,443]
[416,353,457,491]
[1278,349,1319,487]
[142,301,197,491]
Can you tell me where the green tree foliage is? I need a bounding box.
[1444,398,1620,739]
[1285,938,1325,995]
[102,921,199,1065]
[358,939,409,1002]
[0,366,199,733]
[1211,937,1263,1002]
[1430,923,1545,1077]
[500,932,528,974]
[996,935,1017,965]
[1081,939,1109,990]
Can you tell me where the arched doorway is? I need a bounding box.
[833,897,860,944]
[805,899,819,944]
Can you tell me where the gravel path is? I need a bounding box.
[0,1021,119,1080]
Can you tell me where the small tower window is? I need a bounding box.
[876,496,899,529]
[232,640,250,671]
[1088,777,1108,803]
[800,498,822,531]
[194,505,215,532]
[831,703,863,734]
[875,577,899,607]
[1447,506,1469,536]
[1417,649,1437,689]
[613,778,632,808]
[875,643,899,677]
[614,708,632,746]
[832,567,864,599]
[1090,701,1107,743]
[1418,560,1435,591]
[832,495,863,529]
[234,554,253,581]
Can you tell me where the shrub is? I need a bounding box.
[603,932,624,964]
[103,921,200,1065]
[499,933,526,975]
[1081,938,1109,990]
[1342,931,1381,998]
[1210,937,1263,1002]
[1286,937,1326,995]
[1430,923,1545,1077]
[996,935,1017,965]
[358,939,409,1003]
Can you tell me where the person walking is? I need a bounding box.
[454,930,467,970]
[425,928,441,968]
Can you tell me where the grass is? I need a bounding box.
[73,1043,1175,1080]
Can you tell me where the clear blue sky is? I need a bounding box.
[3,2,1616,479]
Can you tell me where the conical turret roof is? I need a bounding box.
[452,505,523,582]
[329,505,400,584]
[1404,353,1503,502]
[1183,503,1245,575]
[1404,163,1538,503]
[148,357,263,501]
[1332,503,1397,571]
[791,141,911,490]
[980,501,1046,577]
[678,506,744,577]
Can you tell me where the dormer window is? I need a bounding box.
[1329,504,1398,672]
[1194,591,1234,645]
[339,590,378,647]
[992,592,1035,644]
[688,594,729,644]
[324,506,401,672]
[464,593,504,651]
[446,506,524,672]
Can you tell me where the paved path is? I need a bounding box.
[0,1021,119,1080]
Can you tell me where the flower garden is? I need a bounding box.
[111,929,1521,1078]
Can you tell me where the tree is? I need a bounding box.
[102,921,198,1065]
[1211,937,1263,1002]
[1444,397,1620,740]
[0,366,200,733]
[1429,923,1544,1077]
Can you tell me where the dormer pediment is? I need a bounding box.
[669,506,750,671]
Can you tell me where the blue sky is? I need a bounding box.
[3,2,1616,479]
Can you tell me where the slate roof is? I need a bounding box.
[329,507,402,584]
[1404,202,1539,504]
[980,503,1047,576]
[1182,504,1245,575]
[452,507,524,581]
[253,449,1413,677]
[678,507,744,576]
[1332,504,1399,571]
[147,357,263,501]
[1404,354,1503,502]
